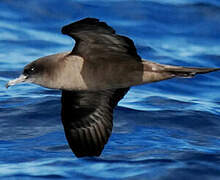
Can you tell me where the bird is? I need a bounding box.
[6,17,220,157]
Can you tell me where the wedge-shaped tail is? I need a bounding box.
[159,65,220,78]
[141,60,220,84]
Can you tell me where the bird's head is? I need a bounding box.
[5,52,85,90]
[6,60,46,88]
[5,53,67,89]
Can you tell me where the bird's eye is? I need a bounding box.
[23,66,36,76]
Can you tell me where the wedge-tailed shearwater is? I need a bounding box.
[6,18,220,157]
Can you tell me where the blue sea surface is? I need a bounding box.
[1,0,220,179]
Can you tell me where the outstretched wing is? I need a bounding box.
[61,17,141,62]
[61,88,129,157]
[61,18,141,157]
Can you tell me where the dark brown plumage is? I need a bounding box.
[61,18,140,157]
[6,18,220,157]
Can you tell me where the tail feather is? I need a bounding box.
[140,59,220,84]
[142,59,220,78]
[163,66,220,78]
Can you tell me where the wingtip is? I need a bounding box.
[74,150,102,158]
[5,83,9,89]
[61,17,115,36]
[61,17,100,35]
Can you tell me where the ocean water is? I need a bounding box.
[1,0,220,179]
